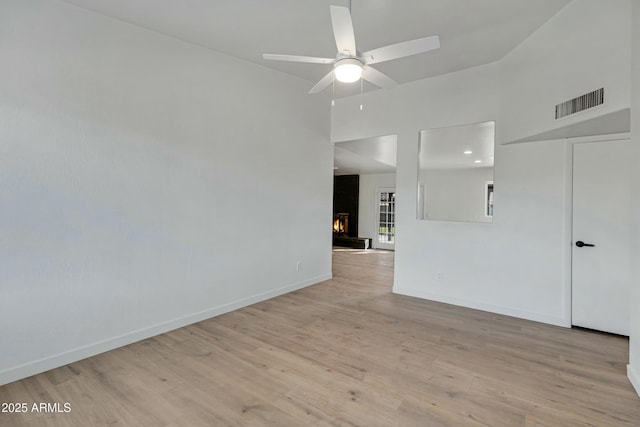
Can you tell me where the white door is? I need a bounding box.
[572,139,630,335]
[376,189,395,250]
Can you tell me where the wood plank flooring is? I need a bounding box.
[1,248,639,426]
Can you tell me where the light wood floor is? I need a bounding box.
[1,248,640,426]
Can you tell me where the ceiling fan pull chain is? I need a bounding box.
[359,77,364,111]
[332,74,336,107]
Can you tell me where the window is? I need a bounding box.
[378,191,395,247]
[486,182,494,217]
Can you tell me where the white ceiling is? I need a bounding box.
[61,0,572,175]
[334,135,397,176]
[62,0,571,97]
[334,121,495,177]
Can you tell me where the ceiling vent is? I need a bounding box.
[555,88,604,119]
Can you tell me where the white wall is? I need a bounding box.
[628,0,640,396]
[420,168,493,223]
[358,173,396,247]
[331,0,631,327]
[501,0,632,143]
[0,0,332,385]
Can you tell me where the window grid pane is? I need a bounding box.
[378,192,396,244]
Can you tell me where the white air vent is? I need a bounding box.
[555,88,604,119]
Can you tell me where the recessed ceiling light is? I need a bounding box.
[474,160,482,164]
[464,150,473,155]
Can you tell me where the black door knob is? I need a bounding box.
[575,240,595,248]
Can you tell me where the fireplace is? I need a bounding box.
[333,175,369,248]
[332,212,370,249]
[333,213,349,235]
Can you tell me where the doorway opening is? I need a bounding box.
[332,134,397,251]
[332,134,398,287]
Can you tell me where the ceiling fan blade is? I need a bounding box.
[362,35,440,65]
[309,70,335,94]
[363,66,398,90]
[330,6,357,56]
[262,54,335,64]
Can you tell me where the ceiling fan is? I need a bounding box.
[262,5,440,94]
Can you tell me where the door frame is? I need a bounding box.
[374,187,396,250]
[561,132,631,329]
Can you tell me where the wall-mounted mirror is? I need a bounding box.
[417,121,495,223]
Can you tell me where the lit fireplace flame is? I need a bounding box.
[333,213,348,234]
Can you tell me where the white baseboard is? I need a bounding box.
[628,364,640,397]
[393,286,570,328]
[0,273,332,386]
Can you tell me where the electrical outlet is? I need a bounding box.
[436,272,444,281]
[296,261,301,272]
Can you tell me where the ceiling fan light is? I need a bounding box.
[334,58,363,83]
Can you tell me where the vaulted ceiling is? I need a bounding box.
[62,0,571,97]
[60,0,574,175]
